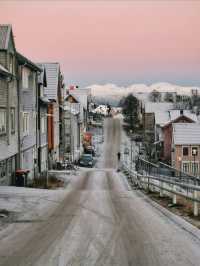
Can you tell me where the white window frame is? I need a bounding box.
[23,112,29,136]
[0,108,6,135]
[0,160,6,179]
[191,146,198,157]
[10,108,15,133]
[182,160,199,175]
[22,67,29,89]
[9,54,14,74]
[41,116,46,134]
[182,161,190,173]
[191,161,199,175]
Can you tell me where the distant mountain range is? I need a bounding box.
[85,83,200,106]
[86,82,200,96]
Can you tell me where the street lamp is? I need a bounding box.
[192,147,197,176]
[178,156,182,177]
[129,130,134,171]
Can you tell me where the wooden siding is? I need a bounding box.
[39,106,48,147]
[0,79,7,106]
[48,104,54,150]
[163,117,195,162]
[0,51,7,68]
[0,36,18,165]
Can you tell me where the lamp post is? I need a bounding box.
[129,130,134,171]
[192,148,197,177]
[178,156,182,177]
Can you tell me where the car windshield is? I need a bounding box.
[82,154,93,159]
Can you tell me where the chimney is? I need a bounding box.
[180,109,183,115]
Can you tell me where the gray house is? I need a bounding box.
[61,93,81,162]
[17,52,41,182]
[0,25,18,185]
[37,64,49,177]
[38,63,63,169]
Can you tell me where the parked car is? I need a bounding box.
[79,154,94,167]
[84,145,96,156]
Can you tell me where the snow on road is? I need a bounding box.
[1,118,200,265]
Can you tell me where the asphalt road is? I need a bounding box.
[1,118,200,266]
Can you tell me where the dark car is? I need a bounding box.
[79,154,94,167]
[84,146,96,156]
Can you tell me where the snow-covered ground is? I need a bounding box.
[2,119,200,266]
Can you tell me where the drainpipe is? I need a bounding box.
[16,64,21,170]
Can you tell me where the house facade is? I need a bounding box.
[142,102,174,143]
[61,93,81,162]
[172,123,200,176]
[162,112,196,163]
[0,25,18,185]
[17,52,41,182]
[37,64,49,177]
[39,63,63,169]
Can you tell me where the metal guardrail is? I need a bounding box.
[136,158,200,187]
[122,160,200,217]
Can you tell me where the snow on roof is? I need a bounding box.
[169,110,198,123]
[173,123,200,145]
[70,89,89,109]
[63,104,80,115]
[145,102,174,113]
[155,109,198,126]
[155,111,170,126]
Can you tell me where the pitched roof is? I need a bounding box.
[173,123,200,145]
[70,88,89,109]
[162,110,197,128]
[0,24,12,50]
[36,64,47,86]
[17,52,41,72]
[169,110,198,123]
[65,93,79,103]
[154,111,170,126]
[38,63,60,100]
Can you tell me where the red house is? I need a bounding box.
[162,110,195,163]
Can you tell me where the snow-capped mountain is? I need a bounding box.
[86,82,200,98]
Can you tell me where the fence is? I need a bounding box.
[136,158,200,186]
[122,158,200,217]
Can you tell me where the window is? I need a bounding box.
[192,147,198,157]
[41,116,46,134]
[23,112,29,135]
[182,147,189,156]
[182,162,190,173]
[0,108,6,135]
[191,162,199,175]
[28,72,35,89]
[0,160,6,179]
[10,108,15,133]
[9,54,14,74]
[22,67,29,89]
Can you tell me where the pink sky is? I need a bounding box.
[0,1,200,86]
